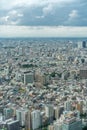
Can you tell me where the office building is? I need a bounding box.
[78,41,87,48]
[54,106,64,120]
[76,101,83,114]
[62,117,82,130]
[45,104,54,123]
[48,124,54,130]
[80,68,87,79]
[31,110,41,130]
[64,101,72,111]
[4,108,14,120]
[25,110,32,130]
[22,71,34,85]
[7,120,20,130]
[54,121,62,130]
[16,109,29,127]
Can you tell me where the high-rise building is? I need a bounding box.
[80,68,87,79]
[62,117,82,130]
[22,71,34,85]
[76,101,83,114]
[64,101,72,111]
[4,108,14,120]
[45,104,54,124]
[35,70,47,86]
[78,41,87,48]
[48,124,54,130]
[25,110,32,130]
[82,41,86,48]
[7,120,20,130]
[16,109,29,127]
[54,106,64,120]
[0,113,3,122]
[31,110,41,130]
[54,121,62,130]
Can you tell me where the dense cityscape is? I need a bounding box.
[0,38,87,130]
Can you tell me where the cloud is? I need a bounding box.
[69,10,79,19]
[42,4,54,16]
[0,25,87,37]
[64,10,79,25]
[0,10,23,25]
[0,0,75,10]
[35,16,44,19]
[0,0,87,26]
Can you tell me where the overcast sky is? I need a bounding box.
[0,0,87,37]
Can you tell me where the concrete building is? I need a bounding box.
[45,104,54,124]
[22,71,34,85]
[7,120,20,130]
[78,41,87,48]
[48,124,54,130]
[54,106,64,120]
[31,110,41,130]
[62,117,82,130]
[25,110,32,130]
[4,108,14,120]
[16,109,29,127]
[80,68,87,79]
[35,71,47,86]
[54,121,62,130]
[64,101,72,111]
[76,101,83,114]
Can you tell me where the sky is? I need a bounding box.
[0,0,87,37]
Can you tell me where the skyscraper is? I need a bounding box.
[78,41,87,48]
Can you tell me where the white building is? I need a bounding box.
[4,108,13,120]
[45,104,54,123]
[45,105,54,118]
[64,100,72,111]
[31,110,41,130]
[54,121,62,130]
[16,109,29,127]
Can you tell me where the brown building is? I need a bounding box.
[76,101,83,114]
